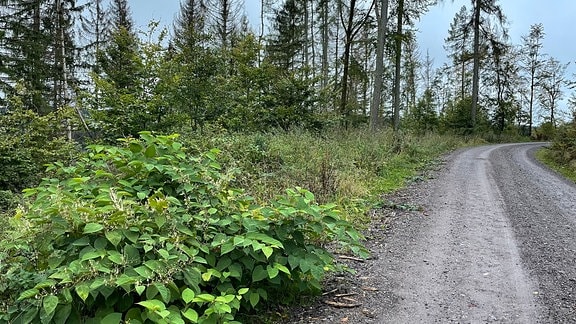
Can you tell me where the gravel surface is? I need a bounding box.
[285,143,576,323]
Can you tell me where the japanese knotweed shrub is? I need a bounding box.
[0,132,367,324]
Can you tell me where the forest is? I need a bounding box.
[1,0,575,323]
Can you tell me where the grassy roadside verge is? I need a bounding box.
[535,147,576,183]
[183,129,482,228]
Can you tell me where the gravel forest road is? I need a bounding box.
[288,143,576,323]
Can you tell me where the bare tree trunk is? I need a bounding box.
[392,0,404,132]
[303,0,309,77]
[339,0,357,127]
[369,0,389,131]
[471,0,481,129]
[309,0,316,80]
[528,68,535,136]
[320,0,329,91]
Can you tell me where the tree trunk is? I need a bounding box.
[370,0,389,131]
[471,0,481,129]
[392,0,404,132]
[339,0,357,127]
[528,68,535,137]
[320,0,329,91]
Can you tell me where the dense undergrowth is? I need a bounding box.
[181,129,482,227]
[535,121,576,183]
[0,128,484,323]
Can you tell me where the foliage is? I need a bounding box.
[0,132,367,323]
[546,122,576,166]
[0,105,78,193]
[404,89,439,134]
[179,128,476,228]
[440,97,490,134]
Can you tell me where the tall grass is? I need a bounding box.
[181,128,478,227]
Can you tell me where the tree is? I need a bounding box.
[266,0,307,71]
[369,0,389,131]
[391,0,404,131]
[488,41,519,132]
[110,0,133,31]
[338,0,374,127]
[444,5,472,100]
[0,1,56,114]
[538,57,567,128]
[470,0,506,129]
[78,0,111,74]
[521,23,545,136]
[173,0,208,51]
[206,0,242,49]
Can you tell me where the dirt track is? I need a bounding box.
[287,143,576,323]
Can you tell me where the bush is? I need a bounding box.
[0,132,366,323]
[548,122,576,166]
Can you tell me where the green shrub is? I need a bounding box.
[548,122,576,166]
[0,132,366,323]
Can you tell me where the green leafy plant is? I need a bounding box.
[0,132,366,323]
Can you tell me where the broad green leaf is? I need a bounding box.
[249,292,260,308]
[134,266,154,279]
[157,310,170,318]
[144,260,164,273]
[245,233,283,248]
[123,230,140,243]
[214,303,232,314]
[53,303,72,324]
[158,249,170,259]
[274,263,291,275]
[129,142,144,153]
[21,306,39,324]
[155,215,167,229]
[83,223,104,234]
[107,251,123,264]
[101,312,122,324]
[124,244,140,264]
[18,288,39,301]
[154,283,171,303]
[182,288,195,304]
[267,265,279,279]
[252,265,267,282]
[89,278,105,290]
[192,294,215,303]
[137,299,165,312]
[135,285,146,296]
[72,236,90,246]
[81,251,103,261]
[75,284,90,302]
[34,279,56,289]
[144,145,157,158]
[237,288,249,295]
[125,308,142,322]
[215,295,235,304]
[177,225,195,237]
[262,246,273,259]
[220,242,235,255]
[181,309,198,322]
[116,274,137,286]
[42,295,59,317]
[105,230,123,247]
